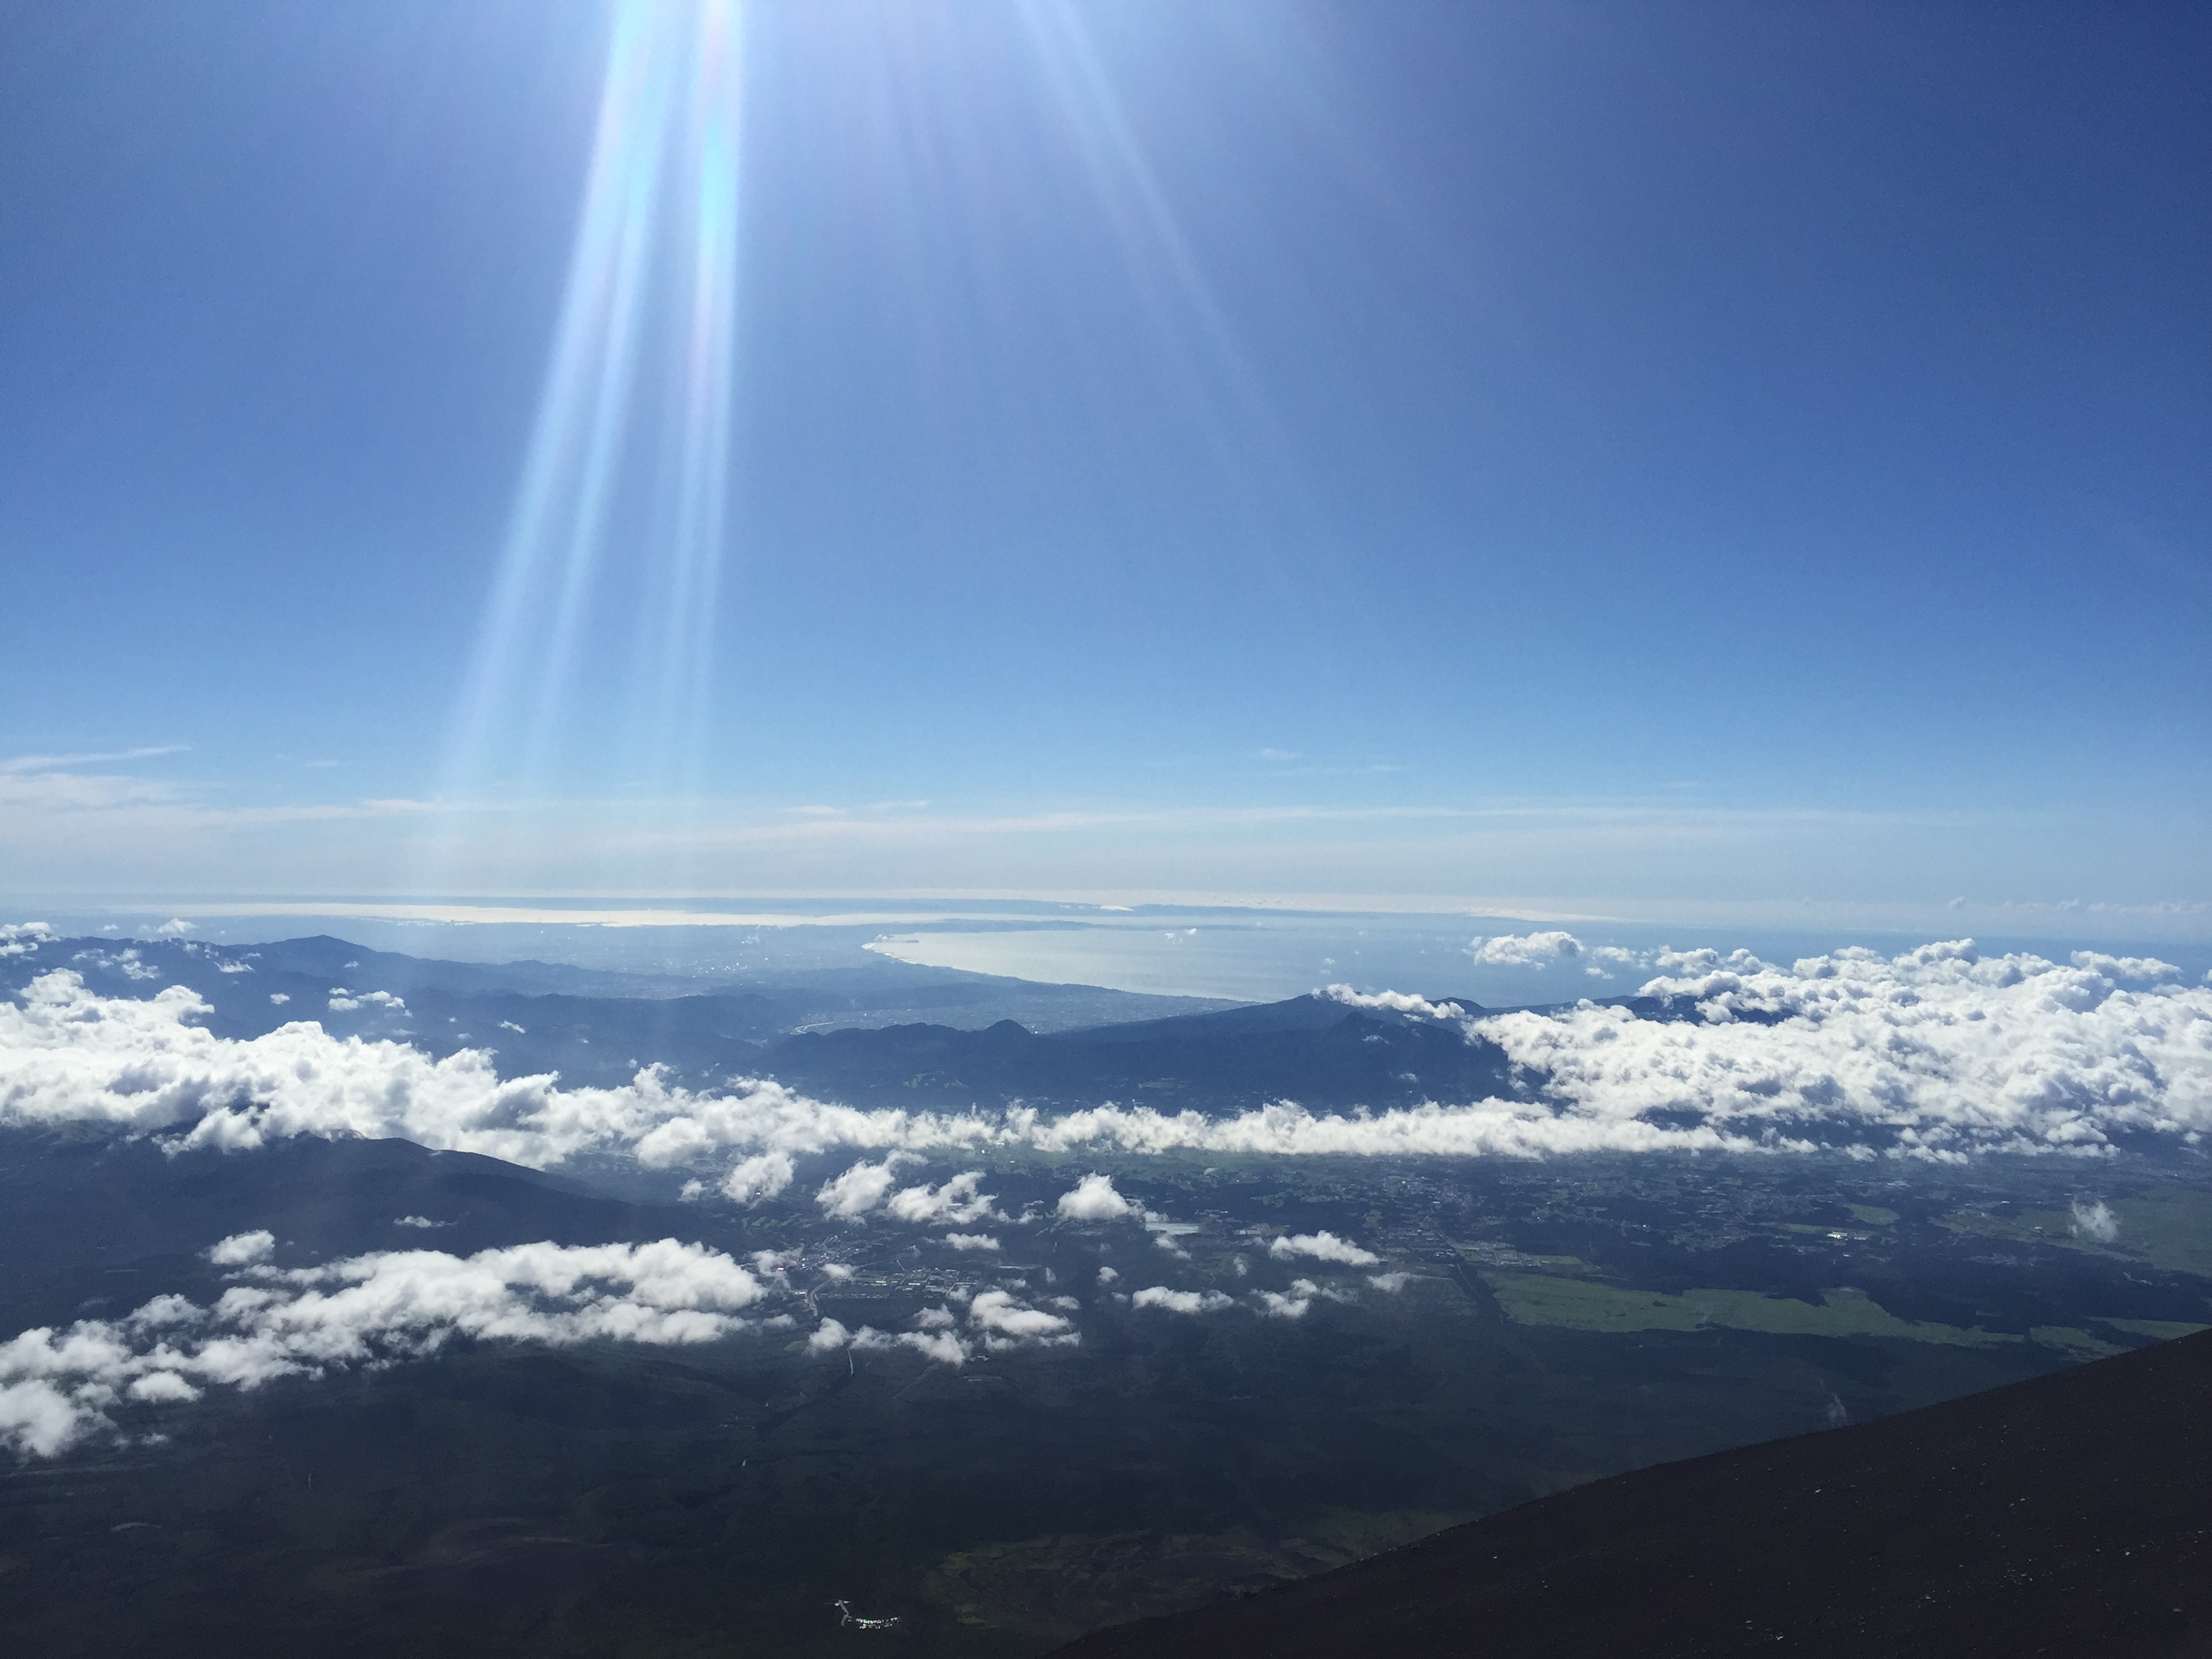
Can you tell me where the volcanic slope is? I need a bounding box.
[1052,1326,2212,1659]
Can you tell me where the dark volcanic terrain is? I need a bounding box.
[1056,1328,2212,1659]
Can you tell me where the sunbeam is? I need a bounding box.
[439,1,742,883]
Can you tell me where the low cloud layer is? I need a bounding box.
[1,1235,769,1459]
[4,940,2210,1176]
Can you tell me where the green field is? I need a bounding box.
[1481,1273,2017,1347]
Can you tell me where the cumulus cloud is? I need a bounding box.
[268,992,289,1005]
[966,1290,1077,1348]
[1366,1272,1414,1293]
[882,1170,1000,1226]
[326,989,404,1014]
[394,1215,450,1229]
[2072,952,2181,983]
[1096,1266,1118,1286]
[208,1230,274,1266]
[2071,1199,2120,1244]
[719,1151,795,1205]
[814,1154,924,1219]
[1269,1230,1380,1267]
[804,1286,1075,1366]
[0,1236,768,1458]
[216,960,251,975]
[1056,1173,1134,1221]
[943,1233,1000,1252]
[1254,1278,1319,1319]
[8,941,2212,1176]
[1130,1286,1235,1315]
[0,922,55,958]
[1475,940,2212,1161]
[1471,931,1583,967]
[152,919,194,938]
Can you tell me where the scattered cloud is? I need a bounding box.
[1056,1173,1135,1221]
[0,1237,768,1458]
[1254,1279,1318,1319]
[1471,930,1584,967]
[2070,1199,2120,1244]
[804,1285,1075,1366]
[1366,1272,1414,1293]
[943,1232,1000,1252]
[882,1170,1000,1226]
[1269,1231,1380,1267]
[1130,1286,1235,1315]
[152,918,194,937]
[966,1290,1077,1348]
[814,1154,922,1220]
[720,1151,796,1205]
[1324,985,1465,1021]
[207,1230,274,1267]
[0,923,54,958]
[326,989,404,1013]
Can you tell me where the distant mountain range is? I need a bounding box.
[1,933,1562,1109]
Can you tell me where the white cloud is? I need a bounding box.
[805,1288,1076,1366]
[815,1153,922,1219]
[216,960,252,975]
[8,941,2212,1176]
[1056,1173,1134,1221]
[1254,1278,1319,1319]
[268,992,289,1005]
[2072,951,2181,983]
[152,919,194,938]
[966,1290,1077,1347]
[1473,939,2212,1160]
[1130,1286,1235,1315]
[719,1151,796,1205]
[326,989,404,1013]
[1,923,56,958]
[1471,930,1583,967]
[1269,1230,1380,1267]
[943,1232,1000,1252]
[1096,1266,1118,1286]
[393,1215,450,1229]
[2071,1199,2120,1243]
[207,1230,274,1266]
[0,1237,769,1458]
[1366,1272,1414,1293]
[1323,986,1465,1020]
[498,1020,526,1034]
[882,1170,999,1226]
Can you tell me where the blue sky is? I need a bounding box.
[0,1,2205,933]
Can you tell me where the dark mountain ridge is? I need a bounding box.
[1054,1326,2212,1659]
